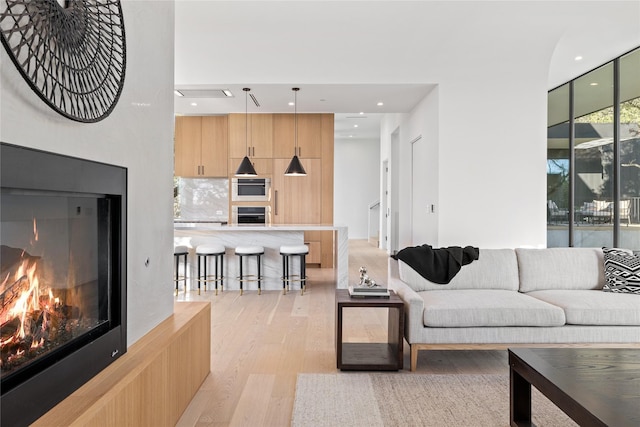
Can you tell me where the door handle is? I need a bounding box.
[252,147,255,157]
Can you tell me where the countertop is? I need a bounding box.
[174,222,346,231]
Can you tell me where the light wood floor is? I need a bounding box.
[175,240,508,427]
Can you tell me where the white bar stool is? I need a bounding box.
[280,245,308,295]
[174,245,189,296]
[235,246,264,295]
[196,244,226,295]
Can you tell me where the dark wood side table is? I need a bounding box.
[336,289,404,370]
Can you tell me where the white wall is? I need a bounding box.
[407,87,439,246]
[334,138,380,239]
[380,49,550,250]
[0,1,176,346]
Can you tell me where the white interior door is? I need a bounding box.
[390,128,400,255]
[381,159,389,250]
[411,136,430,244]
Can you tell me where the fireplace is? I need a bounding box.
[0,143,127,426]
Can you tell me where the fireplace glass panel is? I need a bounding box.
[1,190,111,390]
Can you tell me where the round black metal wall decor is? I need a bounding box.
[0,0,126,123]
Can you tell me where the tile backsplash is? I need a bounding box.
[175,177,229,222]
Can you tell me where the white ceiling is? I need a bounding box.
[174,83,432,140]
[174,1,640,141]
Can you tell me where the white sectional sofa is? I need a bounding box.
[388,248,640,371]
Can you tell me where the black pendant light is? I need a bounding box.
[284,87,307,176]
[235,88,258,176]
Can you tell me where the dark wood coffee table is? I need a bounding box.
[509,348,640,427]
[335,289,404,370]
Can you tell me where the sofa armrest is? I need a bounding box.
[388,257,424,344]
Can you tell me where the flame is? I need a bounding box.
[6,258,40,340]
[1,218,58,356]
[33,217,39,242]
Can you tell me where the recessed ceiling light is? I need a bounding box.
[377,102,384,106]
[359,112,364,115]
[590,82,598,86]
[190,102,197,106]
[574,55,583,61]
[174,90,184,97]
[349,135,353,138]
[354,124,358,128]
[288,102,295,106]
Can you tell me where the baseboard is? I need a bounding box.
[33,301,211,426]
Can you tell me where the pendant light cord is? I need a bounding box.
[293,87,299,155]
[244,88,249,157]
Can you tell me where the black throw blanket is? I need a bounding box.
[394,244,479,284]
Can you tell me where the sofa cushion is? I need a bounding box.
[420,290,566,327]
[398,249,519,292]
[602,247,640,294]
[516,248,604,292]
[527,290,640,325]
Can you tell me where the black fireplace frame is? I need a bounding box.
[0,142,127,426]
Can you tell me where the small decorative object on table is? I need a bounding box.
[348,266,390,298]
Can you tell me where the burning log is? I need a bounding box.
[1,276,31,318]
[1,245,40,320]
[1,243,97,378]
[1,317,21,340]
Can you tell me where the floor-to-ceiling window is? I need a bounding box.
[547,46,640,251]
[547,84,570,247]
[573,63,614,247]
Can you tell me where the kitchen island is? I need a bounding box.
[174,224,348,292]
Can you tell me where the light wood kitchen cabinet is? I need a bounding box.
[272,158,322,224]
[273,113,323,158]
[174,116,228,177]
[174,116,201,177]
[229,113,273,159]
[304,230,324,265]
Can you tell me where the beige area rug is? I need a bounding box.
[292,373,578,427]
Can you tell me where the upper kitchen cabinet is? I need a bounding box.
[201,116,228,176]
[174,115,228,177]
[273,113,323,159]
[229,113,273,159]
[174,116,201,177]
